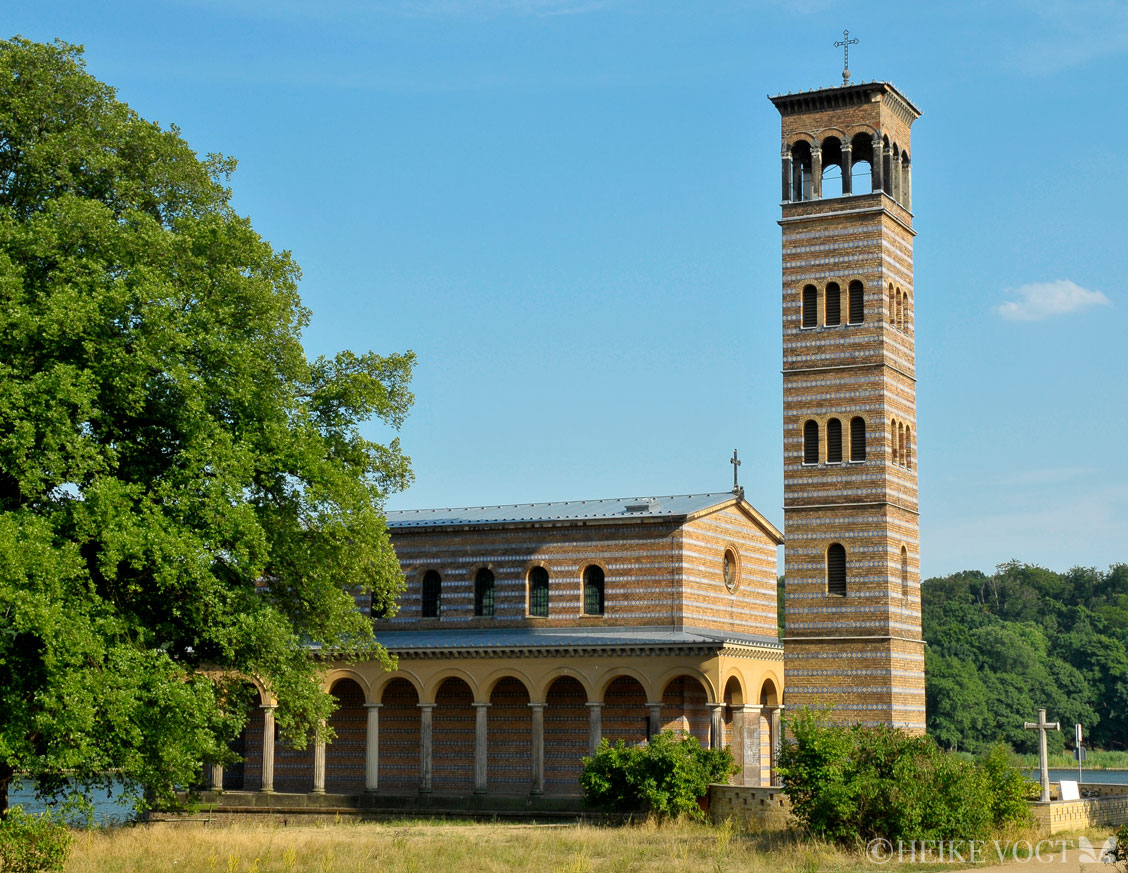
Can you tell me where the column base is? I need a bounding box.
[311,788,326,795]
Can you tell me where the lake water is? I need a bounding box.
[7,780,135,825]
[1036,769,1128,784]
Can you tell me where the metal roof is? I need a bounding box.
[385,492,743,529]
[372,625,781,654]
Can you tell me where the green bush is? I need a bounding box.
[580,731,736,819]
[0,808,72,873]
[779,709,1033,845]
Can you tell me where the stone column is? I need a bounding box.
[810,147,822,199]
[882,145,894,195]
[741,706,762,787]
[731,707,745,784]
[646,702,662,739]
[209,764,224,792]
[418,703,434,794]
[260,704,276,793]
[769,706,784,785]
[840,141,852,194]
[903,162,912,211]
[781,149,792,202]
[891,152,902,202]
[708,704,725,751]
[529,703,546,795]
[364,703,381,793]
[792,155,804,203]
[312,735,326,794]
[473,702,490,795]
[586,702,603,755]
[871,134,884,193]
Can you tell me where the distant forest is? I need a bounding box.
[923,562,1128,753]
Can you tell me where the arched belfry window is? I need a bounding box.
[849,132,874,195]
[850,416,866,461]
[528,566,549,617]
[888,285,896,324]
[790,140,813,202]
[474,567,495,617]
[583,565,605,616]
[906,427,913,470]
[901,547,910,600]
[802,285,818,328]
[827,418,843,464]
[803,420,819,464]
[825,282,841,326]
[899,423,906,467]
[848,281,864,324]
[827,544,847,597]
[820,136,844,198]
[421,570,442,618]
[891,419,899,465]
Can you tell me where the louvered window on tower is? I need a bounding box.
[827,544,847,596]
[848,280,864,323]
[850,416,866,461]
[803,420,819,464]
[802,285,817,327]
[474,568,495,617]
[825,282,841,326]
[827,418,843,463]
[421,570,442,618]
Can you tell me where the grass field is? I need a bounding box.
[61,819,922,873]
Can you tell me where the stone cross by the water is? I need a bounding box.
[1024,708,1061,802]
[731,449,741,493]
[834,29,859,84]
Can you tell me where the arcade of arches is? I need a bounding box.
[215,654,783,797]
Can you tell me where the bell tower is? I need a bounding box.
[771,81,925,731]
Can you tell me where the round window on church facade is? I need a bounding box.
[723,548,739,592]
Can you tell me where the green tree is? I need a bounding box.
[0,38,414,816]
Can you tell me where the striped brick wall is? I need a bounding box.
[776,83,925,732]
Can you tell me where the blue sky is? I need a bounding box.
[9,1,1128,578]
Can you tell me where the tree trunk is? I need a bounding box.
[0,763,13,819]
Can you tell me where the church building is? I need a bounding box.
[214,72,926,802]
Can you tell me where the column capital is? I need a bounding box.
[738,704,763,714]
[417,702,436,711]
[363,702,382,710]
[259,703,277,712]
[528,702,547,710]
[645,701,663,709]
[708,703,726,712]
[841,140,853,151]
[472,701,491,709]
[585,701,604,709]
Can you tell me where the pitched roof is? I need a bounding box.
[385,491,746,529]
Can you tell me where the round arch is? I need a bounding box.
[422,667,480,703]
[536,668,594,703]
[596,667,654,703]
[657,666,718,704]
[373,670,424,703]
[325,668,372,703]
[722,673,745,707]
[479,667,536,702]
[758,676,781,707]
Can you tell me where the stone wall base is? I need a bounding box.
[707,784,791,830]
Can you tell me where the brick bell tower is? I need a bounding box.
[771,80,925,731]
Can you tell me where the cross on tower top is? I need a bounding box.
[834,29,859,84]
[730,449,742,495]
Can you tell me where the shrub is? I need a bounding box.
[0,808,72,873]
[580,731,736,819]
[779,709,1033,845]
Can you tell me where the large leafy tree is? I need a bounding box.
[0,38,414,815]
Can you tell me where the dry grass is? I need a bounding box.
[63,818,901,873]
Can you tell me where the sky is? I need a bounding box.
[7,1,1128,578]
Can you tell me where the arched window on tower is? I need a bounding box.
[421,570,442,619]
[901,546,910,600]
[790,140,813,202]
[896,289,904,330]
[850,132,874,195]
[803,420,819,465]
[474,567,495,617]
[820,136,843,198]
[848,280,865,324]
[827,544,847,597]
[802,284,818,328]
[898,423,906,467]
[850,416,866,461]
[906,427,913,469]
[583,565,605,616]
[825,282,841,326]
[827,418,843,464]
[891,419,899,465]
[905,293,912,332]
[528,566,549,617]
[888,285,896,324]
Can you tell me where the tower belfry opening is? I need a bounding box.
[771,80,925,732]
